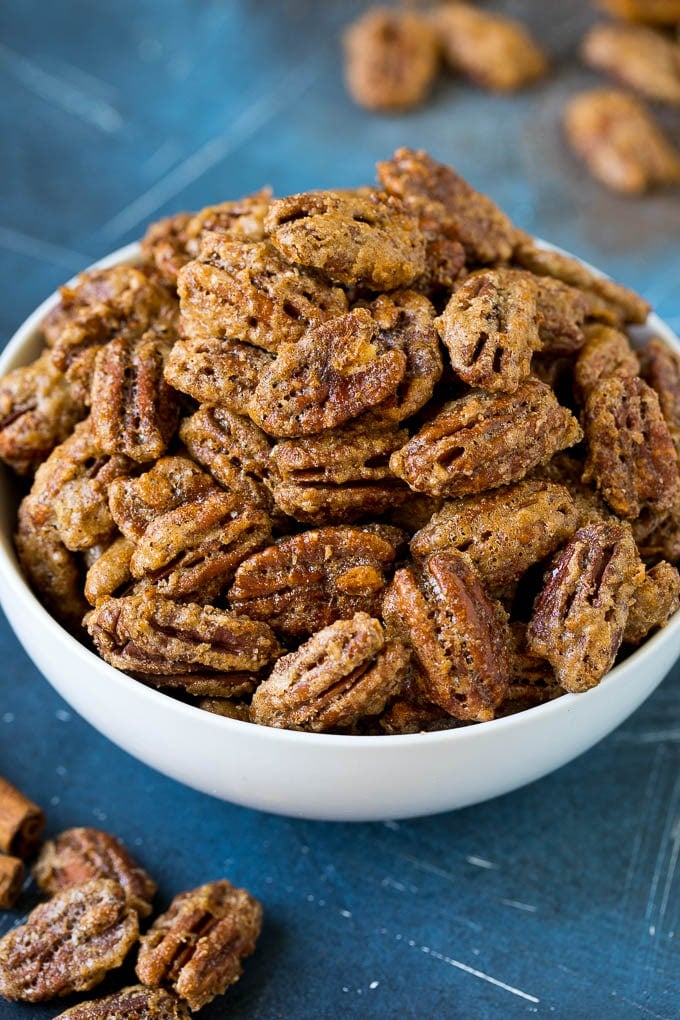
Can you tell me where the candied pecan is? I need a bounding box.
[136,879,262,1012]
[533,276,592,354]
[564,88,680,195]
[376,147,520,265]
[132,670,259,699]
[636,500,680,562]
[583,375,680,519]
[411,480,579,593]
[527,521,644,692]
[638,336,680,455]
[108,456,215,541]
[164,336,273,414]
[624,560,680,644]
[388,492,444,535]
[264,190,426,290]
[432,3,547,92]
[85,536,135,605]
[595,0,680,23]
[343,7,439,111]
[196,698,252,721]
[90,328,179,462]
[177,235,347,354]
[0,878,138,1002]
[55,985,190,1020]
[249,308,407,437]
[0,352,86,474]
[34,827,156,918]
[383,552,511,721]
[271,420,410,524]
[390,378,582,498]
[501,621,562,713]
[378,696,461,734]
[86,593,280,675]
[574,324,639,401]
[140,211,194,288]
[228,525,400,637]
[251,613,408,731]
[436,269,541,392]
[581,23,680,107]
[179,406,276,518]
[129,489,271,599]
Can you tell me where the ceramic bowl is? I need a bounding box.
[0,243,679,822]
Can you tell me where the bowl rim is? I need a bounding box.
[1,240,679,751]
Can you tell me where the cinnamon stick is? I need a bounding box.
[0,853,24,909]
[0,776,45,859]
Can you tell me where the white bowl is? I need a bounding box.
[1,243,679,822]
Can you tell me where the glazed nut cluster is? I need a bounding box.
[3,147,680,735]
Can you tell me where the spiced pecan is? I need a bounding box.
[378,696,462,735]
[564,88,680,195]
[164,336,273,415]
[595,0,680,23]
[411,480,579,593]
[500,622,562,714]
[527,521,644,692]
[583,375,680,519]
[196,698,252,721]
[249,308,407,437]
[108,456,215,541]
[135,879,262,1012]
[55,985,190,1020]
[343,7,439,111]
[132,670,259,700]
[228,525,400,637]
[0,352,86,474]
[177,235,347,354]
[382,552,511,721]
[581,22,680,107]
[264,190,426,290]
[533,276,592,354]
[86,593,280,675]
[84,536,136,605]
[34,827,156,918]
[0,878,138,1002]
[574,324,639,402]
[436,269,541,392]
[432,2,548,92]
[390,378,582,498]
[271,420,410,524]
[251,613,409,731]
[140,212,194,289]
[624,560,680,644]
[387,492,444,535]
[638,336,680,455]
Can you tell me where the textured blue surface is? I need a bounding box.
[1,2,680,1017]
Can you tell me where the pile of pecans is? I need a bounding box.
[2,148,680,735]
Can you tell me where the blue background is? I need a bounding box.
[1,2,679,1017]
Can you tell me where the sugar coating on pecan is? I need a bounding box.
[178,235,347,354]
[251,613,409,731]
[55,984,190,1020]
[132,670,259,700]
[108,456,215,541]
[638,336,680,455]
[500,621,562,714]
[436,269,541,392]
[636,500,680,563]
[583,375,680,519]
[564,88,680,195]
[343,7,439,111]
[432,2,548,92]
[533,276,593,354]
[0,352,86,475]
[390,378,582,498]
[383,552,511,721]
[0,878,139,1002]
[527,521,644,691]
[84,536,136,605]
[86,593,280,675]
[164,335,273,414]
[140,212,194,289]
[265,190,426,290]
[196,698,252,721]
[581,23,680,107]
[135,879,262,1012]
[624,560,680,644]
[34,827,156,918]
[229,525,400,637]
[378,696,462,735]
[411,480,580,593]
[595,0,680,21]
[574,324,639,402]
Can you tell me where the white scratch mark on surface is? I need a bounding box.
[644,774,680,932]
[369,981,379,990]
[39,55,119,102]
[381,876,417,893]
[143,140,183,179]
[614,729,680,745]
[0,226,89,272]
[418,943,539,1003]
[0,43,123,133]
[2,713,14,724]
[466,855,498,870]
[654,798,680,933]
[340,909,352,918]
[101,53,324,240]
[383,820,400,830]
[500,898,537,913]
[55,709,71,722]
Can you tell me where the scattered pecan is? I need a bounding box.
[624,560,680,644]
[382,552,511,721]
[251,613,409,731]
[527,521,644,692]
[164,335,272,415]
[55,985,190,1020]
[574,324,639,402]
[135,879,262,1012]
[390,378,582,498]
[0,878,138,1002]
[638,336,680,455]
[581,22,680,107]
[34,827,156,918]
[594,0,680,23]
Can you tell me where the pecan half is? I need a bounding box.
[382,552,511,721]
[527,521,644,692]
[581,22,680,107]
[84,536,136,605]
[86,593,280,675]
[638,336,680,455]
[264,190,426,290]
[533,276,592,354]
[229,525,400,637]
[135,879,262,1012]
[583,375,680,519]
[108,456,215,541]
[251,613,409,731]
[634,499,680,563]
[574,324,639,402]
[623,560,680,645]
[34,827,156,918]
[595,0,680,23]
[55,985,189,1020]
[390,378,582,498]
[164,336,273,414]
[134,670,259,700]
[0,878,138,1002]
